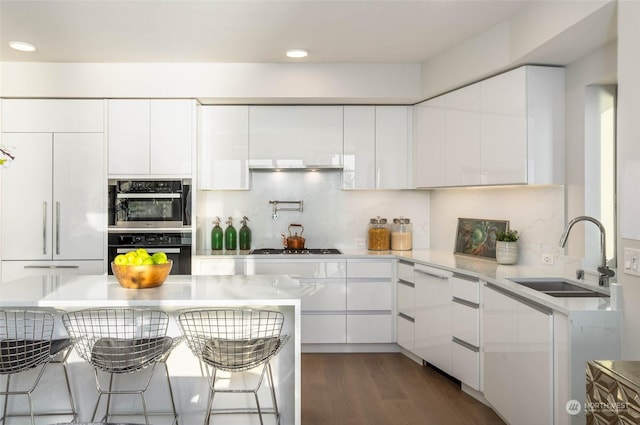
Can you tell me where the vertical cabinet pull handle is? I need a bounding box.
[42,201,47,255]
[55,201,61,255]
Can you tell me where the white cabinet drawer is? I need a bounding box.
[451,273,480,303]
[347,280,392,310]
[397,314,414,351]
[397,261,414,282]
[452,339,480,391]
[347,259,392,278]
[397,280,414,317]
[301,314,346,344]
[246,260,346,279]
[2,260,105,283]
[192,258,244,276]
[347,314,393,343]
[300,281,347,311]
[452,300,479,347]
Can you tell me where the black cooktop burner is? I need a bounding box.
[249,248,342,255]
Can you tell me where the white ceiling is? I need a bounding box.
[0,0,534,64]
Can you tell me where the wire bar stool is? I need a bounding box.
[62,308,181,425]
[178,308,289,425]
[0,309,76,425]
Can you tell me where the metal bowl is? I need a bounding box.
[111,260,173,289]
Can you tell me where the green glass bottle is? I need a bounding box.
[239,216,252,251]
[224,216,237,251]
[211,217,223,251]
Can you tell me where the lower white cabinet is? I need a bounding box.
[414,264,453,374]
[483,282,553,425]
[450,273,481,390]
[1,260,105,283]
[396,260,415,351]
[346,259,394,343]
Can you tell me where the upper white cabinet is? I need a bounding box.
[343,105,412,189]
[1,132,105,261]
[248,106,343,169]
[2,99,104,133]
[108,99,195,176]
[198,106,249,190]
[414,65,564,188]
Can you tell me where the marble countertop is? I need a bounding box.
[194,247,617,315]
[0,274,301,308]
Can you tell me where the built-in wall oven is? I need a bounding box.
[108,179,191,228]
[108,179,193,275]
[108,232,192,275]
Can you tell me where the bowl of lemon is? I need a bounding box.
[111,249,172,289]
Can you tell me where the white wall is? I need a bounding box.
[429,185,565,266]
[195,171,430,252]
[617,0,640,358]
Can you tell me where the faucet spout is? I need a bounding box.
[559,215,614,287]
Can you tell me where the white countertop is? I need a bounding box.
[0,274,301,309]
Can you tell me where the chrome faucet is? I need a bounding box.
[559,215,615,288]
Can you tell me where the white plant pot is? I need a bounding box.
[496,241,518,265]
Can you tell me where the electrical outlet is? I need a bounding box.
[542,253,554,265]
[623,248,640,276]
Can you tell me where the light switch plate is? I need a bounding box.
[623,248,640,276]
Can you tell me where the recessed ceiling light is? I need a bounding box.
[286,49,308,59]
[9,41,36,52]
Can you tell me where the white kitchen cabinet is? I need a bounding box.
[108,99,194,176]
[343,106,375,189]
[343,106,412,189]
[414,264,453,374]
[346,259,394,343]
[414,65,564,188]
[396,260,416,352]
[248,106,343,169]
[198,106,249,190]
[414,96,445,188]
[483,282,553,425]
[1,99,104,133]
[1,132,105,262]
[192,257,245,275]
[450,273,481,391]
[444,83,482,186]
[1,260,104,283]
[246,258,347,344]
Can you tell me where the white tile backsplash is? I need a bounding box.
[195,171,430,251]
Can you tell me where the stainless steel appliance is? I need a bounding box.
[108,232,192,275]
[109,179,191,228]
[249,248,342,255]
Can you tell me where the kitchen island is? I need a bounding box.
[0,274,301,425]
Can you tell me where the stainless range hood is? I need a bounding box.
[248,159,343,171]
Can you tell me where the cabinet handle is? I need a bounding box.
[398,278,415,288]
[415,269,449,279]
[452,337,479,352]
[452,272,479,282]
[398,312,415,323]
[452,296,479,309]
[24,265,80,269]
[55,201,61,255]
[42,202,47,255]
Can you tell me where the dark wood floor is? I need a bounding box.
[301,353,505,425]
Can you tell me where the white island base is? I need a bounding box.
[0,274,301,425]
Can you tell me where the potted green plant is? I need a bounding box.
[495,229,519,265]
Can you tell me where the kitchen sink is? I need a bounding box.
[508,277,609,298]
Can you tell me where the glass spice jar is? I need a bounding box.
[368,216,390,251]
[391,217,413,251]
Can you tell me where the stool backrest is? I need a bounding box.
[0,310,54,374]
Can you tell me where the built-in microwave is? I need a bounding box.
[108,179,191,228]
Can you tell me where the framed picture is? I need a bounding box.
[454,218,509,260]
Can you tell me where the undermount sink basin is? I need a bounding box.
[508,277,609,298]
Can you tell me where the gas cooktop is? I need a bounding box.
[249,248,342,255]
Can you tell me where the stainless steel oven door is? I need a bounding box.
[115,193,184,228]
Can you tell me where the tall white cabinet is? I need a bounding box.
[1,100,106,280]
[198,105,249,190]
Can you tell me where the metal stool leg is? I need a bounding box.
[266,362,281,425]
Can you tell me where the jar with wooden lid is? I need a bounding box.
[368,216,390,251]
[391,217,413,251]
